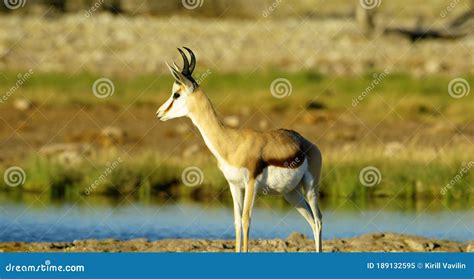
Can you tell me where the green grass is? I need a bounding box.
[1,145,472,204]
[1,71,472,124]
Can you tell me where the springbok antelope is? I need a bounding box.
[156,48,323,252]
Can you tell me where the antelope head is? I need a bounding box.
[156,47,198,121]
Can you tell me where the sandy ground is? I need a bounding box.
[1,233,472,252]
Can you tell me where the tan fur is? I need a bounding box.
[188,89,306,178]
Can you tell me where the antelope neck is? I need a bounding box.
[188,92,232,163]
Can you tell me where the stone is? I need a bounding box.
[99,126,126,146]
[466,241,474,252]
[302,113,317,124]
[13,98,32,111]
[223,115,240,128]
[182,144,199,158]
[39,143,94,166]
[384,141,403,157]
[424,60,441,74]
[287,232,307,242]
[175,124,189,134]
[259,119,269,130]
[404,239,426,251]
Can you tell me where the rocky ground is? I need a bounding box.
[0,13,472,77]
[1,233,472,252]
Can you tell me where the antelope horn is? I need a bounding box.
[183,47,196,74]
[177,48,190,76]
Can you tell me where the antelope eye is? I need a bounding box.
[173,92,180,99]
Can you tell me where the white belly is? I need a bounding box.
[218,159,308,194]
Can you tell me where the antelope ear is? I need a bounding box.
[166,62,186,84]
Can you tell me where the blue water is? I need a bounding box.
[0,198,472,242]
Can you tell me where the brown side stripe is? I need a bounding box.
[266,151,305,169]
[253,151,306,178]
